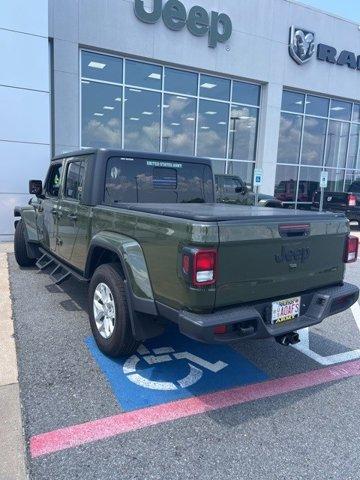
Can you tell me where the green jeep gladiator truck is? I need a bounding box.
[14,149,359,357]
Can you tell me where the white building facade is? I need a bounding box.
[1,0,360,238]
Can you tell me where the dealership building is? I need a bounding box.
[1,0,360,239]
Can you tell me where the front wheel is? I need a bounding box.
[88,263,139,358]
[14,220,36,267]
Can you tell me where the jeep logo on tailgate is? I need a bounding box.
[275,246,310,264]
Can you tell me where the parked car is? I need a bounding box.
[313,182,360,225]
[215,174,282,207]
[275,180,319,209]
[14,149,359,357]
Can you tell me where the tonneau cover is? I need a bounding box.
[116,203,344,222]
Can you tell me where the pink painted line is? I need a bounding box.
[30,359,360,458]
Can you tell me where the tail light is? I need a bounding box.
[182,248,217,287]
[344,235,359,263]
[214,325,227,335]
[348,194,357,207]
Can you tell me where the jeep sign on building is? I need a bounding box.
[1,0,360,239]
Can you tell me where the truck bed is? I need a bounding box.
[93,202,349,311]
[117,203,344,222]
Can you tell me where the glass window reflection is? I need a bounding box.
[232,82,260,106]
[306,95,329,117]
[330,99,351,121]
[297,167,320,203]
[353,104,360,123]
[164,68,198,96]
[124,88,161,152]
[281,91,305,113]
[325,120,350,169]
[277,113,302,164]
[347,124,360,170]
[325,169,345,192]
[229,106,258,161]
[227,161,254,186]
[162,94,196,155]
[82,51,123,83]
[345,171,360,192]
[211,160,227,175]
[301,117,327,166]
[274,165,298,202]
[126,60,162,90]
[80,51,261,168]
[200,75,230,101]
[197,100,229,158]
[81,81,122,148]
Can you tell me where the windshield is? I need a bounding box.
[104,157,214,205]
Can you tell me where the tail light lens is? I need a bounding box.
[344,235,359,263]
[348,194,357,207]
[182,248,217,287]
[214,325,227,335]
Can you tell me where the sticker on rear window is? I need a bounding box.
[147,161,183,169]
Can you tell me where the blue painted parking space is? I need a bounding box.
[86,326,268,411]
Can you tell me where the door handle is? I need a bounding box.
[68,213,78,221]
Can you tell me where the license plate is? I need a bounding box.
[271,296,301,325]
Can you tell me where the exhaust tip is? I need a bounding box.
[275,332,300,347]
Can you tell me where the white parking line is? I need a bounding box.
[292,302,360,365]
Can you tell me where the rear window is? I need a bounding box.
[104,157,214,204]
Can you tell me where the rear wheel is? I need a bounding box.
[88,263,139,357]
[14,220,36,267]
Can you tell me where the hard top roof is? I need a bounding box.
[51,149,213,166]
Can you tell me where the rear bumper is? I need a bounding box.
[157,282,359,344]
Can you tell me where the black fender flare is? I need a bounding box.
[86,236,163,342]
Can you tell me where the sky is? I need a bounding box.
[298,0,360,23]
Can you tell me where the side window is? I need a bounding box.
[46,163,63,197]
[65,161,86,200]
[223,177,242,193]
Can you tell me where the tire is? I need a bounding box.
[88,263,139,358]
[14,220,36,267]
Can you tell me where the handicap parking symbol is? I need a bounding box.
[86,326,268,411]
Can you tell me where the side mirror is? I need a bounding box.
[235,186,243,194]
[29,179,43,197]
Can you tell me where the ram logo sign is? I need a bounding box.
[289,25,360,71]
[289,26,315,65]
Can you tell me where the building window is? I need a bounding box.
[81,81,122,149]
[197,100,229,158]
[80,50,261,185]
[164,68,197,96]
[229,106,258,162]
[301,117,327,167]
[124,88,161,152]
[276,89,360,208]
[163,94,196,155]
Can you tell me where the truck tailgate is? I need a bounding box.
[216,212,349,308]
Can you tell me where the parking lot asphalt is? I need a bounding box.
[8,253,360,480]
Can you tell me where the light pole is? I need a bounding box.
[229,116,239,174]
